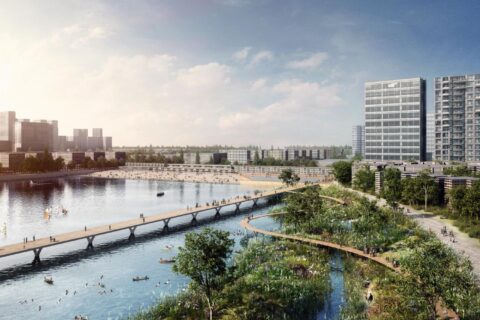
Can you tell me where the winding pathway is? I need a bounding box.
[347,188,480,278]
[241,203,459,319]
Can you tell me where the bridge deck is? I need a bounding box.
[0,184,313,260]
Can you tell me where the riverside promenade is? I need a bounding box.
[0,184,311,264]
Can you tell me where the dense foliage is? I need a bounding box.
[352,166,375,193]
[22,149,65,173]
[133,239,331,320]
[278,168,300,186]
[380,168,402,208]
[281,186,480,319]
[331,161,352,186]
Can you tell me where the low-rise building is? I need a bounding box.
[0,152,25,171]
[226,149,251,165]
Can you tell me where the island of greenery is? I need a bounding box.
[132,178,480,319]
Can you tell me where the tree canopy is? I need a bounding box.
[331,161,352,186]
[173,228,234,320]
[278,168,300,186]
[381,168,402,208]
[353,165,375,193]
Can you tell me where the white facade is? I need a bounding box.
[226,149,251,164]
[426,113,435,160]
[364,77,426,161]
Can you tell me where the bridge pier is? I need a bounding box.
[163,218,171,231]
[252,198,258,209]
[190,212,198,223]
[128,226,137,240]
[215,207,221,217]
[86,236,95,250]
[235,203,241,213]
[32,248,42,265]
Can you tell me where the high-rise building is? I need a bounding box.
[434,74,480,162]
[352,125,365,157]
[92,128,103,138]
[14,119,54,152]
[0,111,16,151]
[426,113,435,161]
[103,136,112,151]
[364,77,426,161]
[73,129,88,151]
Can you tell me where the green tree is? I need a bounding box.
[331,161,352,186]
[448,185,467,216]
[253,150,261,165]
[381,168,402,209]
[195,151,201,164]
[284,186,323,230]
[353,166,375,193]
[416,170,439,211]
[173,228,234,320]
[401,240,477,320]
[463,181,480,220]
[278,168,300,186]
[401,177,418,206]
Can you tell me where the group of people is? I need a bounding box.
[441,226,456,243]
[91,169,242,185]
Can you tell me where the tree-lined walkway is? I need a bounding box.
[348,187,480,278]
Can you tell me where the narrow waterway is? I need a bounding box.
[0,177,345,319]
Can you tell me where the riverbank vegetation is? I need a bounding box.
[352,166,480,239]
[132,230,331,320]
[280,185,480,319]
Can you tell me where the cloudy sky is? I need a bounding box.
[1,0,479,147]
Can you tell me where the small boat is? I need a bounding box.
[74,315,88,320]
[132,276,149,281]
[159,258,176,264]
[44,276,54,285]
[156,192,165,197]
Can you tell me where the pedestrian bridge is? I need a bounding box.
[0,183,317,264]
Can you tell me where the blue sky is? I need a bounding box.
[0,0,479,146]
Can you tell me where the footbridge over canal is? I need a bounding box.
[0,183,319,264]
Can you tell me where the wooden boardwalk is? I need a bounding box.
[0,184,310,264]
[241,212,459,320]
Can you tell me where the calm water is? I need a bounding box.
[0,177,344,319]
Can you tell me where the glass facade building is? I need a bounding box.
[352,125,365,157]
[434,74,480,162]
[364,77,426,161]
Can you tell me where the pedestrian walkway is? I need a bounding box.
[348,188,480,278]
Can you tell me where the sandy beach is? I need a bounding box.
[89,169,283,188]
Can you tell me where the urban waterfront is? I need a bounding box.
[0,177,344,319]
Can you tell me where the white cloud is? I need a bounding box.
[250,50,273,66]
[251,78,267,90]
[286,52,328,70]
[232,47,251,61]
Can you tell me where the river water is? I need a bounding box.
[0,177,344,319]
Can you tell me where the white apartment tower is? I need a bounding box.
[364,77,426,161]
[434,74,480,161]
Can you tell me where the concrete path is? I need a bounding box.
[348,188,480,278]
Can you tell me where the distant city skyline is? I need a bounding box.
[1,1,480,146]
